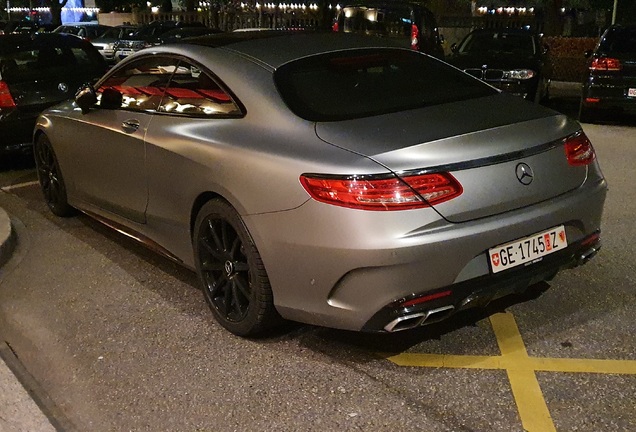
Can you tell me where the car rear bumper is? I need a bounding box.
[0,114,37,153]
[582,77,636,112]
[247,174,607,332]
[364,230,600,332]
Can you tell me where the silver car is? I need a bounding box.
[34,32,607,336]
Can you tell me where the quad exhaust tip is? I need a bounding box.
[384,305,455,332]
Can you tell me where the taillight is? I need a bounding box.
[590,57,621,71]
[410,24,419,50]
[299,172,462,211]
[0,80,16,108]
[565,132,596,166]
[332,21,339,32]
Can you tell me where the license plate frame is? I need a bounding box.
[488,225,568,274]
[628,88,636,98]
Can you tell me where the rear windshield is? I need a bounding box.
[274,48,496,122]
[458,31,536,56]
[599,26,636,55]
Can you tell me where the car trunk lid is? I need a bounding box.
[314,94,587,223]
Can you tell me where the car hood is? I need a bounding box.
[446,52,541,71]
[314,93,585,222]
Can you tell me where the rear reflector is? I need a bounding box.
[590,57,621,71]
[0,80,16,108]
[581,231,600,247]
[300,172,462,210]
[565,132,596,166]
[401,290,452,307]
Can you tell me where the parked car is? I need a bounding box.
[0,32,107,154]
[34,32,606,336]
[152,26,224,45]
[53,23,112,41]
[579,24,636,123]
[332,1,445,59]
[1,19,54,34]
[113,20,206,62]
[91,24,139,64]
[446,28,551,102]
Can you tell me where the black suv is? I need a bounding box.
[113,20,206,63]
[0,33,107,154]
[579,24,636,123]
[446,28,551,103]
[332,1,445,59]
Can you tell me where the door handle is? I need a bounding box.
[121,119,140,133]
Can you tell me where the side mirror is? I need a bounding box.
[438,34,445,44]
[75,83,97,114]
[543,44,550,55]
[450,43,458,54]
[100,87,123,110]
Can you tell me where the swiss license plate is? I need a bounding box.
[628,88,636,98]
[488,226,567,274]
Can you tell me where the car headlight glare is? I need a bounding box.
[503,69,535,80]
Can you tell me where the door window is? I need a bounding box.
[158,60,241,117]
[97,56,178,112]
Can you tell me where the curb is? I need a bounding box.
[0,206,16,269]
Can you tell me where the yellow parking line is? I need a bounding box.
[385,312,636,431]
[490,313,556,432]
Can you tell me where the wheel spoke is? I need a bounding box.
[198,236,225,261]
[210,276,228,299]
[49,179,61,203]
[231,281,245,315]
[230,235,241,258]
[208,220,225,252]
[200,260,224,272]
[234,275,250,299]
[221,220,231,252]
[223,280,233,318]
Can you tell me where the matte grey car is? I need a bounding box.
[34,32,607,336]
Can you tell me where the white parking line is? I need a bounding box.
[0,181,39,192]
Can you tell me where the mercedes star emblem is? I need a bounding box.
[516,163,534,185]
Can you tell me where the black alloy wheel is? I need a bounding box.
[193,199,280,336]
[34,135,75,217]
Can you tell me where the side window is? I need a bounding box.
[158,60,241,117]
[98,56,178,112]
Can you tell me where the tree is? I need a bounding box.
[44,0,69,26]
[452,0,619,36]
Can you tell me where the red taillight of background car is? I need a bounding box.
[332,21,339,32]
[565,132,596,166]
[300,172,462,210]
[589,57,622,71]
[0,80,16,108]
[410,24,419,50]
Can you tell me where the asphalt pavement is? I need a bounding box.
[0,206,57,431]
[0,80,620,432]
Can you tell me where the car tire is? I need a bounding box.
[578,101,597,124]
[34,135,75,217]
[193,199,282,336]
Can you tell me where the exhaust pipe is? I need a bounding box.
[577,247,598,266]
[384,305,455,332]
